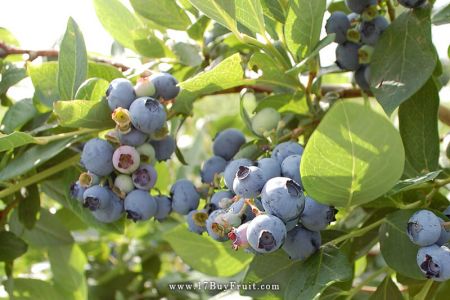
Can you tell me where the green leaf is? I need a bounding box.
[284,0,326,61]
[132,28,172,58]
[432,3,450,25]
[0,27,20,46]
[379,209,424,280]
[18,185,40,230]
[0,137,79,180]
[13,278,63,300]
[301,100,405,207]
[0,132,39,152]
[28,62,59,111]
[87,62,124,81]
[9,209,74,247]
[172,42,202,67]
[399,79,440,178]
[174,53,244,115]
[255,93,309,115]
[369,276,403,300]
[387,170,441,196]
[1,98,37,133]
[48,244,87,299]
[0,231,28,261]
[75,78,109,101]
[130,0,191,30]
[235,0,265,35]
[164,224,253,277]
[261,0,286,23]
[58,18,88,100]
[54,100,114,129]
[187,15,210,40]
[284,247,353,300]
[189,0,239,35]
[0,63,26,95]
[370,9,436,115]
[93,0,142,51]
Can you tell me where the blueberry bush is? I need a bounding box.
[1,0,450,299]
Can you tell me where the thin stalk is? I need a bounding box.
[34,128,99,144]
[322,218,385,247]
[345,266,391,299]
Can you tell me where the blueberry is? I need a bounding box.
[355,65,371,92]
[233,166,266,199]
[81,138,114,176]
[347,13,360,25]
[187,209,209,234]
[325,11,351,44]
[106,78,136,111]
[271,141,304,165]
[210,190,235,209]
[136,143,156,164]
[149,125,169,141]
[407,210,442,246]
[114,174,135,194]
[155,195,172,221]
[283,225,321,260]
[398,0,427,8]
[118,128,147,147]
[300,197,338,231]
[281,154,302,187]
[261,177,306,223]
[437,218,450,246]
[134,76,156,97]
[70,181,86,203]
[129,97,166,134]
[223,159,253,191]
[170,179,200,215]
[150,136,176,161]
[206,209,229,242]
[285,217,300,231]
[124,190,157,222]
[256,157,281,181]
[112,145,141,174]
[345,0,376,14]
[213,128,246,160]
[82,185,113,211]
[336,42,361,71]
[201,156,227,183]
[246,214,287,254]
[150,73,180,100]
[417,245,450,281]
[251,108,280,136]
[360,16,389,46]
[78,171,100,188]
[92,190,124,223]
[132,163,158,190]
[444,206,450,218]
[227,198,255,223]
[228,222,250,250]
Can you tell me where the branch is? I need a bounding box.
[0,42,130,71]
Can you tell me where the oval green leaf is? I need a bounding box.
[0,230,28,261]
[300,100,405,207]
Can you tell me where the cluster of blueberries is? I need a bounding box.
[325,0,426,91]
[184,129,338,259]
[407,209,450,281]
[70,73,182,222]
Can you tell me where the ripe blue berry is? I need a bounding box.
[407,210,442,246]
[155,195,172,221]
[201,156,227,183]
[355,65,371,92]
[81,138,114,176]
[206,209,229,242]
[82,185,113,211]
[246,214,287,254]
[223,158,253,191]
[78,171,100,188]
[170,179,200,215]
[271,141,304,165]
[417,245,450,281]
[228,198,255,223]
[210,190,235,209]
[360,16,389,45]
[70,181,86,203]
[106,78,136,111]
[444,206,450,218]
[129,97,166,134]
[283,225,321,260]
[118,128,147,147]
[134,76,156,97]
[150,136,176,161]
[300,197,337,231]
[336,42,361,71]
[132,163,158,190]
[92,191,124,223]
[213,128,246,160]
[114,174,135,194]
[112,145,141,174]
[256,157,281,181]
[437,218,450,246]
[345,0,376,14]
[281,154,302,186]
[124,190,157,222]
[261,177,305,223]
[233,166,266,199]
[325,11,351,44]
[187,209,209,234]
[398,0,426,8]
[150,73,180,100]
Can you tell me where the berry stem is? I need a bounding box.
[322,218,385,247]
[34,128,99,144]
